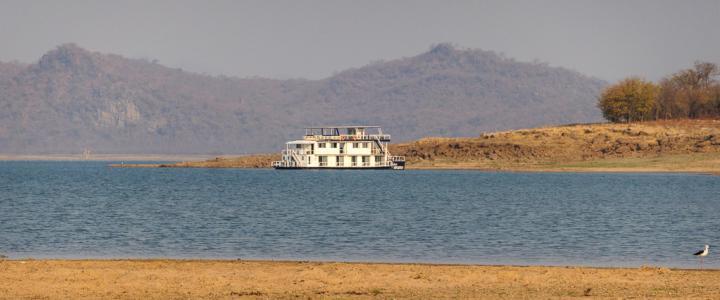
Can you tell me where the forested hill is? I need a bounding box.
[0,43,606,154]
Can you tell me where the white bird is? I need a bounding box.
[693,245,709,269]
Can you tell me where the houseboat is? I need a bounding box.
[272,126,405,169]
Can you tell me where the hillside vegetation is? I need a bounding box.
[0,44,604,154]
[125,120,720,173]
[598,62,720,123]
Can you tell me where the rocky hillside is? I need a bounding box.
[0,44,606,154]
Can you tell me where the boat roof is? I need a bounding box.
[286,140,315,144]
[304,125,380,129]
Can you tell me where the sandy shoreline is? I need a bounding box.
[0,259,718,299]
[111,161,720,175]
[108,151,720,175]
[405,164,720,175]
[10,159,720,175]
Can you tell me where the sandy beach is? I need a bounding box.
[0,259,718,299]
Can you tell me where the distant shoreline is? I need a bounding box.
[105,120,720,175]
[108,153,720,176]
[0,259,718,298]
[9,120,720,176]
[5,153,719,176]
[0,154,223,162]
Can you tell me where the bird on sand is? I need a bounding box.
[693,244,709,269]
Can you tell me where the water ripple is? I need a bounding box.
[0,161,718,268]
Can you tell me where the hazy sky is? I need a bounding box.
[1,0,718,81]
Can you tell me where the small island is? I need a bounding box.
[113,119,720,174]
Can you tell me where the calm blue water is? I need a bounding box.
[0,161,718,268]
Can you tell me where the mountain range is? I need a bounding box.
[0,43,606,154]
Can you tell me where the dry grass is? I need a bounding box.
[394,119,720,173]
[407,153,720,173]
[543,153,720,172]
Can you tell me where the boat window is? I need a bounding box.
[318,143,326,148]
[375,156,382,162]
[362,142,369,148]
[295,144,301,149]
[353,142,359,148]
[331,143,337,148]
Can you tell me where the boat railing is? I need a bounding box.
[304,134,390,141]
[283,149,313,155]
[273,159,400,168]
[272,160,297,168]
[389,155,405,162]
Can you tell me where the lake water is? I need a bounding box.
[1,161,718,268]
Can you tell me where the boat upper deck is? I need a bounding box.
[302,126,391,142]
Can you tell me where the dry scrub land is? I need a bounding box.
[114,120,720,173]
[394,119,720,173]
[1,260,719,299]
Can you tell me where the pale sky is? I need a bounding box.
[1,0,719,81]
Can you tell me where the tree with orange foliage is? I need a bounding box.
[598,77,659,123]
